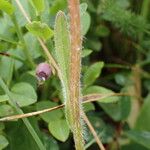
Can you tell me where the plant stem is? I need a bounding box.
[82,112,105,150]
[0,77,45,150]
[67,0,84,149]
[0,93,133,122]
[11,14,35,69]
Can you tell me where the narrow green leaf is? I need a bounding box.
[0,135,9,149]
[48,119,70,142]
[54,11,70,78]
[125,130,150,149]
[30,0,45,13]
[11,82,37,107]
[26,21,54,40]
[54,11,70,97]
[36,101,63,123]
[83,62,104,87]
[0,0,14,15]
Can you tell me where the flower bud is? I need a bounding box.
[36,62,51,82]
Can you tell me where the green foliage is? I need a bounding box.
[36,101,63,122]
[0,0,14,15]
[83,62,104,87]
[26,21,54,40]
[30,0,45,13]
[48,119,70,142]
[0,135,9,150]
[0,0,150,149]
[0,104,14,117]
[100,0,149,37]
[135,95,150,131]
[125,130,150,149]
[83,86,119,103]
[11,82,37,107]
[54,11,70,84]
[80,3,91,35]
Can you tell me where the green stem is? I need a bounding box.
[104,63,131,69]
[11,15,35,69]
[0,77,45,150]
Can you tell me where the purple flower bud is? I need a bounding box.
[36,63,51,81]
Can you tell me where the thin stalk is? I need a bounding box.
[11,15,35,69]
[82,112,105,150]
[0,93,133,122]
[14,0,61,76]
[104,63,131,69]
[0,77,45,150]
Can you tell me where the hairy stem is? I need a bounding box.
[66,0,84,149]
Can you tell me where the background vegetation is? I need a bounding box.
[0,0,150,150]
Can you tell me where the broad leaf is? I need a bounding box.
[10,82,37,107]
[26,21,54,40]
[0,104,14,117]
[36,101,63,123]
[48,119,70,142]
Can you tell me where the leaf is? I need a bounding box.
[83,62,104,87]
[42,133,59,150]
[30,0,45,13]
[125,130,150,149]
[135,94,150,131]
[82,49,92,57]
[80,3,91,35]
[5,119,40,150]
[54,11,70,100]
[0,104,14,117]
[0,95,8,103]
[0,0,14,15]
[36,101,63,123]
[50,0,67,15]
[95,25,110,37]
[10,82,37,107]
[0,135,9,149]
[24,33,41,59]
[26,21,54,40]
[83,103,95,112]
[48,119,70,142]
[0,57,14,85]
[121,142,148,150]
[83,86,131,121]
[83,86,119,103]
